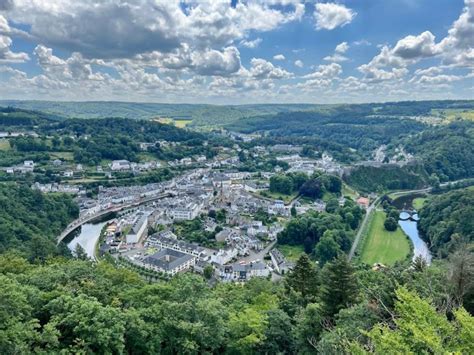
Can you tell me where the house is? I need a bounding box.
[170,203,201,221]
[126,214,148,244]
[215,228,232,243]
[143,248,196,275]
[52,159,62,166]
[270,248,294,275]
[357,197,370,209]
[111,160,131,171]
[63,170,74,177]
[222,262,270,281]
[210,248,238,265]
[147,233,206,259]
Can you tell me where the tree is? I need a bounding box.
[293,303,324,353]
[361,287,474,354]
[74,244,89,260]
[320,255,359,318]
[203,265,214,280]
[384,217,398,231]
[315,232,341,265]
[270,175,294,195]
[291,205,297,217]
[260,309,295,354]
[299,178,324,199]
[286,254,319,304]
[325,198,339,213]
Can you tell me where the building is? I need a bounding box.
[170,203,201,221]
[357,197,370,209]
[270,248,294,275]
[221,262,270,281]
[126,214,148,244]
[143,248,196,275]
[147,233,206,259]
[111,160,131,171]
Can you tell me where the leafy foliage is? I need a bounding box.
[0,184,78,260]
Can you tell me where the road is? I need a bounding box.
[239,240,277,263]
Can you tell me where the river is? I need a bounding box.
[398,219,432,264]
[68,221,108,259]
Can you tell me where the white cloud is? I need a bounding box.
[240,38,262,48]
[273,54,286,61]
[294,59,304,68]
[249,58,292,79]
[324,42,350,62]
[335,41,349,53]
[303,63,342,79]
[5,1,304,59]
[314,3,356,30]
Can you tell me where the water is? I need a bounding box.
[398,220,432,264]
[68,221,108,259]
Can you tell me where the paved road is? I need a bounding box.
[348,197,379,260]
[239,240,277,263]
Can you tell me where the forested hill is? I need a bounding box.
[2,99,473,127]
[418,187,474,258]
[403,121,474,181]
[0,106,63,125]
[0,184,78,260]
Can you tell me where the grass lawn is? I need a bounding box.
[360,211,411,266]
[49,151,74,161]
[412,197,427,210]
[260,190,297,204]
[174,119,193,128]
[0,139,10,151]
[278,244,305,262]
[342,183,358,200]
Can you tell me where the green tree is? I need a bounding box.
[203,265,214,280]
[320,255,359,318]
[384,216,398,231]
[315,232,341,265]
[286,254,319,304]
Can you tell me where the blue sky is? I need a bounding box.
[0,0,472,104]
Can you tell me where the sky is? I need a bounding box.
[0,0,473,104]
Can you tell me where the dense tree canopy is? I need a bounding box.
[418,188,474,258]
[0,184,78,260]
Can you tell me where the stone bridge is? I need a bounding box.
[57,192,171,244]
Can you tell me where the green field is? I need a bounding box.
[360,211,411,266]
[0,139,10,151]
[278,244,305,262]
[412,197,427,210]
[259,190,298,204]
[174,119,193,128]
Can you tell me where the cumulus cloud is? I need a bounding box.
[314,3,356,30]
[249,58,292,79]
[324,42,350,62]
[273,54,286,61]
[0,15,29,62]
[5,1,304,59]
[191,47,242,76]
[294,59,304,68]
[335,41,349,53]
[240,38,262,48]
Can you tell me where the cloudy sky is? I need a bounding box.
[0,0,473,104]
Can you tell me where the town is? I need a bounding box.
[26,136,375,283]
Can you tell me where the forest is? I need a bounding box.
[1,248,472,354]
[418,187,474,258]
[0,184,78,260]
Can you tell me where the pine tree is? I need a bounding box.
[286,254,319,304]
[319,254,358,318]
